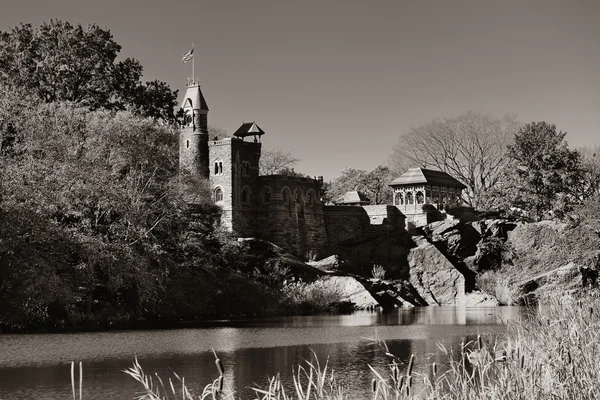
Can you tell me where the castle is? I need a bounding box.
[179,82,465,259]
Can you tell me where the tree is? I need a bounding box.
[0,92,212,327]
[208,125,229,140]
[0,20,178,122]
[578,145,600,199]
[389,111,520,208]
[324,166,393,205]
[259,148,300,175]
[498,121,584,220]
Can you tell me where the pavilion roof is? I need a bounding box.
[389,168,466,189]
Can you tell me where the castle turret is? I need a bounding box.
[180,82,209,178]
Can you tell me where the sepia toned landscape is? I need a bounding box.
[1,1,599,399]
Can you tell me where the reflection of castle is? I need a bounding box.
[179,82,466,258]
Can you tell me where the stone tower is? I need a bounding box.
[179,82,209,178]
[209,123,264,232]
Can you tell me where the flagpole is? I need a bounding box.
[192,42,195,84]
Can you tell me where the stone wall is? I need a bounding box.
[323,205,406,246]
[323,206,367,246]
[250,175,327,260]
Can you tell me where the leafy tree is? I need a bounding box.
[578,145,600,199]
[325,166,393,205]
[0,20,178,121]
[489,122,584,220]
[0,89,214,327]
[389,111,520,207]
[260,148,300,175]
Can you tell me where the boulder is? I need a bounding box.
[307,255,343,273]
[507,220,568,254]
[311,276,379,310]
[407,236,465,305]
[516,262,599,303]
[363,279,422,309]
[469,219,517,240]
[423,220,481,260]
[456,291,500,307]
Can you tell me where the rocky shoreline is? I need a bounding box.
[294,217,600,310]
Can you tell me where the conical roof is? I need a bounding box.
[180,84,209,111]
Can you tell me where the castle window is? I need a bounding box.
[295,190,303,204]
[416,191,424,204]
[282,189,290,204]
[395,193,404,205]
[219,162,223,174]
[214,162,219,175]
[241,188,250,203]
[186,140,189,148]
[263,187,272,203]
[307,192,313,206]
[406,192,414,205]
[214,187,223,203]
[242,161,250,176]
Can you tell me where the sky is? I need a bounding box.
[1,0,599,180]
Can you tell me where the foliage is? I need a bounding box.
[281,280,345,314]
[324,165,393,205]
[390,111,520,208]
[578,145,600,199]
[260,148,300,175]
[208,125,229,140]
[0,90,224,328]
[487,121,584,220]
[371,264,386,280]
[0,20,178,122]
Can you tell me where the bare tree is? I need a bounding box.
[208,125,228,140]
[389,111,520,208]
[260,148,300,175]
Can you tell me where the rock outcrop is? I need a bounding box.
[516,262,599,303]
[407,236,466,305]
[310,276,379,310]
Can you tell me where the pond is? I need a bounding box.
[0,307,522,399]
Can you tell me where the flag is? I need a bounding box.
[182,47,194,63]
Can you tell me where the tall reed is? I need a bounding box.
[120,291,600,399]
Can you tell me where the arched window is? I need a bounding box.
[306,191,315,207]
[395,193,404,205]
[406,192,414,205]
[241,187,250,203]
[263,187,272,203]
[282,189,290,204]
[295,191,302,204]
[219,162,223,174]
[214,162,218,175]
[416,191,424,204]
[186,140,189,149]
[214,187,223,203]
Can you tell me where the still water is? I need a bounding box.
[0,307,521,400]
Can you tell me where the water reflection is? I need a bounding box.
[0,307,522,399]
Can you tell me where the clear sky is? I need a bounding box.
[2,0,599,180]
